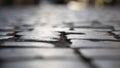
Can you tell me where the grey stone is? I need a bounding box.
[71,40,120,48]
[0,49,79,59]
[0,32,14,36]
[80,49,120,59]
[1,42,54,48]
[20,36,59,42]
[92,60,120,68]
[113,31,120,35]
[1,60,89,68]
[0,49,89,68]
[0,26,14,31]
[74,28,112,32]
[67,34,115,40]
[0,36,13,40]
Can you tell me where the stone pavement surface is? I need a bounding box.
[0,2,120,68]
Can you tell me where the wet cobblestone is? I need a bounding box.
[0,2,120,68]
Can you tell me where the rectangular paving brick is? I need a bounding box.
[73,25,113,29]
[0,49,78,59]
[67,34,115,40]
[113,31,120,36]
[0,32,14,36]
[1,60,89,68]
[0,49,89,68]
[79,49,120,59]
[114,26,120,31]
[0,26,14,31]
[92,60,120,68]
[17,31,60,36]
[20,36,59,43]
[74,28,112,32]
[71,40,120,48]
[1,42,55,48]
[0,36,13,40]
[65,30,109,35]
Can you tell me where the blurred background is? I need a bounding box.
[0,0,120,25]
[0,0,120,7]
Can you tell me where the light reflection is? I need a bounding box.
[67,0,88,10]
[34,26,60,36]
[67,0,117,9]
[94,0,112,8]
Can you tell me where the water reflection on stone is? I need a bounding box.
[0,0,120,68]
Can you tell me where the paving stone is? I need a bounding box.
[0,32,14,36]
[0,36,13,40]
[66,30,109,35]
[20,36,59,43]
[0,26,14,31]
[13,28,33,32]
[112,31,120,39]
[80,49,120,59]
[0,49,89,68]
[67,34,115,40]
[17,31,60,36]
[0,60,89,68]
[16,32,33,36]
[74,28,112,32]
[92,60,120,68]
[17,33,60,38]
[0,49,78,59]
[70,22,91,27]
[14,26,34,31]
[62,30,85,35]
[74,25,113,29]
[71,40,120,48]
[113,26,120,31]
[53,27,70,32]
[0,26,30,32]
[1,42,54,48]
[113,31,120,35]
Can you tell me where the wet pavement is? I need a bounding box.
[0,2,120,68]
